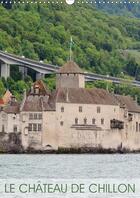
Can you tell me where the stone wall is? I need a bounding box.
[0,132,22,153]
[56,74,85,89]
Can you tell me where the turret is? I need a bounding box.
[56,61,85,89]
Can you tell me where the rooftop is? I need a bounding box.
[20,80,140,113]
[2,90,12,105]
[56,88,118,105]
[114,95,140,113]
[4,101,20,114]
[22,80,55,111]
[58,61,83,74]
[29,80,50,96]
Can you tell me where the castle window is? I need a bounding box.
[33,124,37,131]
[139,123,140,132]
[61,107,64,112]
[34,86,40,95]
[124,109,128,118]
[34,114,37,119]
[92,118,95,124]
[101,118,104,125]
[38,114,42,119]
[2,125,5,132]
[60,121,64,126]
[29,113,33,120]
[79,106,82,112]
[84,118,87,125]
[75,118,78,125]
[136,122,138,132]
[97,106,101,113]
[110,119,124,130]
[13,116,16,120]
[28,124,32,131]
[13,125,17,133]
[38,124,42,131]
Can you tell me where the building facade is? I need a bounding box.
[1,61,140,152]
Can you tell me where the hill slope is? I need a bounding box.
[96,0,140,18]
[0,3,140,77]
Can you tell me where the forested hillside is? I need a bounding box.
[1,2,140,101]
[96,0,140,18]
[1,3,140,76]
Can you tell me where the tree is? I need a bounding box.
[0,80,5,97]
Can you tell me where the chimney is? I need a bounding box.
[31,85,34,94]
[11,96,16,103]
[34,85,40,95]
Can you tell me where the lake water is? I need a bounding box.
[0,154,140,197]
[0,154,139,179]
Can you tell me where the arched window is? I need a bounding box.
[29,113,33,120]
[2,125,5,132]
[84,117,87,125]
[61,107,64,112]
[97,106,101,113]
[101,118,104,125]
[92,118,95,124]
[75,118,78,125]
[60,121,64,126]
[13,125,17,133]
[79,106,82,112]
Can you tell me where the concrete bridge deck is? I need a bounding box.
[0,50,140,87]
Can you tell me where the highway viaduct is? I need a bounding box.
[0,50,140,87]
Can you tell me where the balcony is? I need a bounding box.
[110,119,124,130]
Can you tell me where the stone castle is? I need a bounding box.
[1,61,140,152]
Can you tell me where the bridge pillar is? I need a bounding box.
[36,73,45,80]
[19,67,28,79]
[0,63,10,79]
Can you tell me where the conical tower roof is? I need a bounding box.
[58,61,83,74]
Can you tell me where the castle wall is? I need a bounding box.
[3,102,140,152]
[54,103,140,151]
[0,111,20,133]
[55,102,121,148]
[56,74,85,89]
[21,111,43,150]
[42,111,58,150]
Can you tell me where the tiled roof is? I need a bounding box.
[114,95,140,113]
[0,99,4,106]
[21,80,140,113]
[58,61,83,74]
[56,88,118,105]
[31,80,49,96]
[22,80,55,111]
[4,101,20,114]
[22,87,120,112]
[2,90,12,104]
[22,94,56,111]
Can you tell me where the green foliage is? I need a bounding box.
[0,77,32,101]
[86,80,140,104]
[43,75,56,91]
[1,3,140,102]
[0,79,6,97]
[96,0,140,18]
[0,3,140,77]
